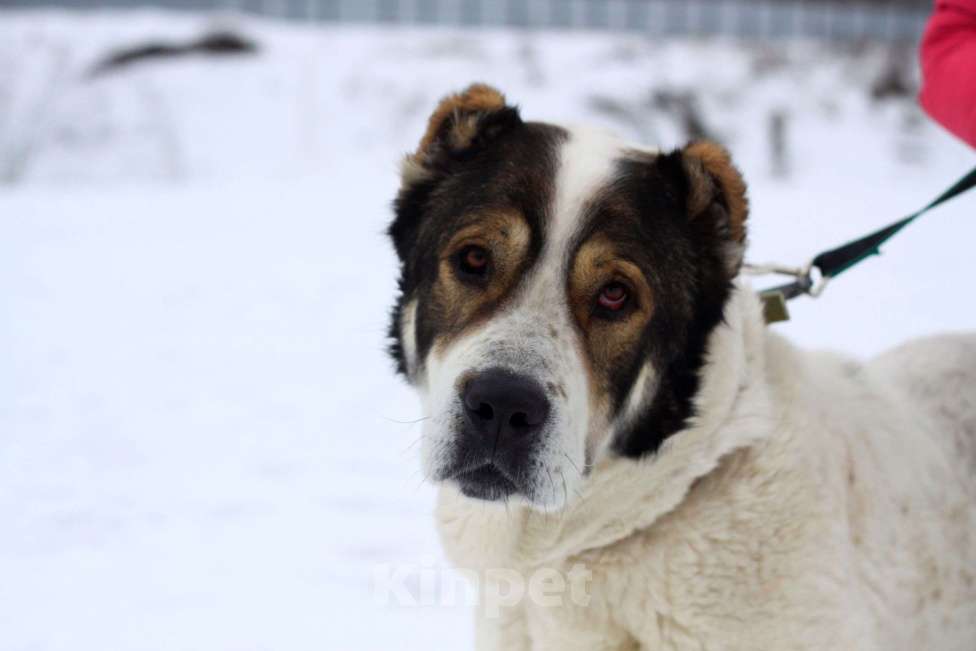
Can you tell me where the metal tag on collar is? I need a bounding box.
[760,290,790,324]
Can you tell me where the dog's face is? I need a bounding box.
[388,85,748,509]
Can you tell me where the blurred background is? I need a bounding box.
[1,1,973,649]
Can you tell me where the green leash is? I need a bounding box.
[751,165,976,323]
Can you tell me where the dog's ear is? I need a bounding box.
[401,83,521,187]
[661,141,749,276]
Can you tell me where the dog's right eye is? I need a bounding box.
[456,245,491,280]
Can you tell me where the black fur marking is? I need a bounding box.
[577,150,741,458]
[387,116,567,378]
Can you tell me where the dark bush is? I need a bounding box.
[90,31,258,77]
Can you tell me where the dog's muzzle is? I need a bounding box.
[443,367,551,501]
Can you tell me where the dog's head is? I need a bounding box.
[388,85,748,509]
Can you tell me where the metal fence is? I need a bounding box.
[0,0,932,41]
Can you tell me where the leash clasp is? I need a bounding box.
[743,259,829,324]
[801,261,830,298]
[743,259,830,299]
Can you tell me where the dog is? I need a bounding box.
[386,84,976,650]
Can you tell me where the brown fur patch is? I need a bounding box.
[429,210,531,356]
[569,235,655,400]
[414,83,507,162]
[683,141,749,242]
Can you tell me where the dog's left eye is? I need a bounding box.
[597,282,629,312]
[456,245,491,280]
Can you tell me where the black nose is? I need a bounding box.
[463,369,550,445]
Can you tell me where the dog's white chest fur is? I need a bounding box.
[436,287,976,650]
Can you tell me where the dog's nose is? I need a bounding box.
[463,369,550,444]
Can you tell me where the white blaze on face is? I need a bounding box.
[417,125,633,509]
[519,126,633,470]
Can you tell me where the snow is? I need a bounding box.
[1,10,974,651]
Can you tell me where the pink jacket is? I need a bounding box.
[919,0,976,148]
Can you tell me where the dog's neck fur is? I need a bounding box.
[436,283,776,570]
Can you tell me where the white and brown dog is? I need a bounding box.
[386,84,976,650]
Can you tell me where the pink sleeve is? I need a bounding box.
[919,0,976,148]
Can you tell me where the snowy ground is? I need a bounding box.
[1,10,974,651]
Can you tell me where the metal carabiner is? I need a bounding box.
[744,259,830,300]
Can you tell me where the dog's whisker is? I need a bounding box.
[561,451,583,476]
[557,468,570,514]
[382,415,431,425]
[545,466,557,514]
[400,433,424,455]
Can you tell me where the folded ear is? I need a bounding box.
[676,141,749,275]
[401,83,521,187]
